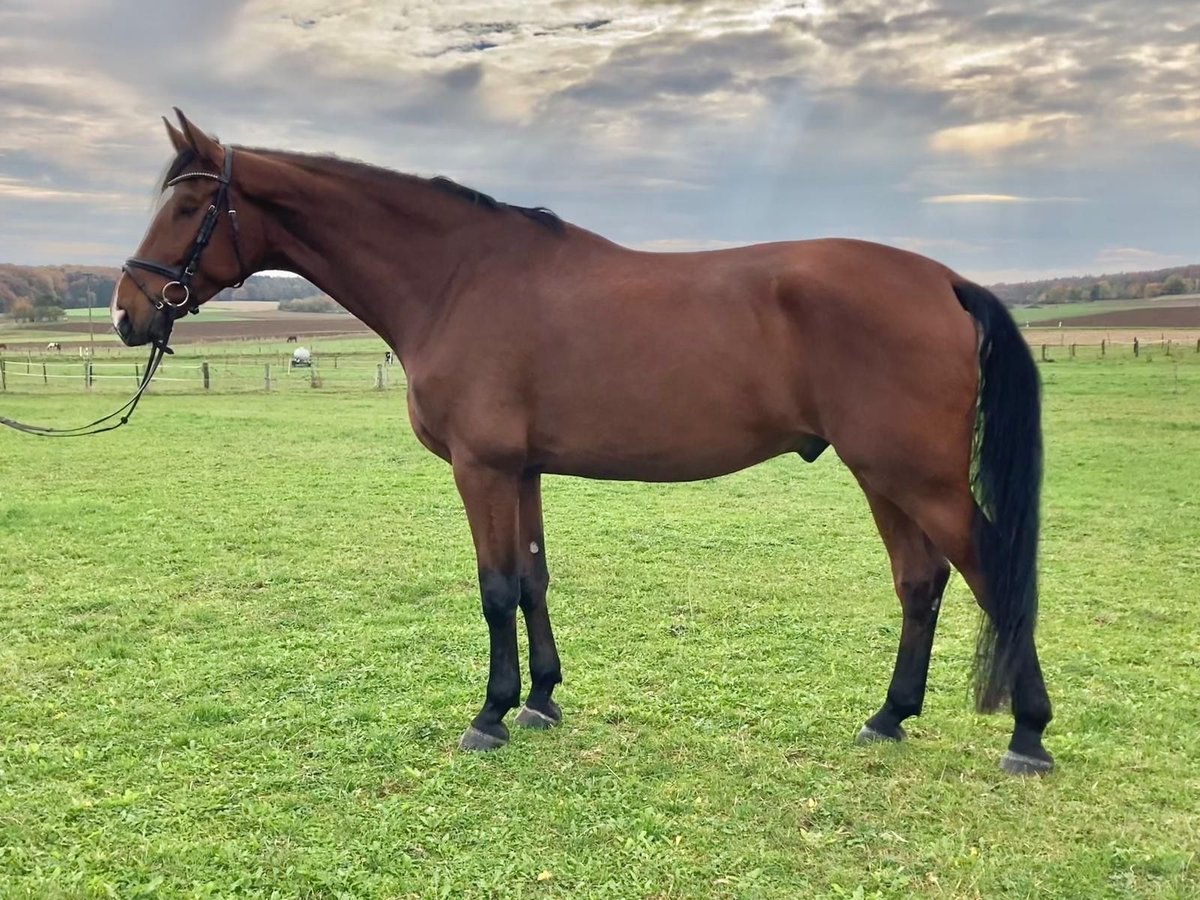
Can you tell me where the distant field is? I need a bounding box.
[1012,294,1200,325]
[204,300,281,312]
[0,310,368,349]
[59,307,247,324]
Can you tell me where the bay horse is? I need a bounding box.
[111,110,1053,775]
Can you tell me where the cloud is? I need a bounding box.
[929,116,1082,157]
[924,194,1084,204]
[0,0,1196,280]
[1094,247,1190,271]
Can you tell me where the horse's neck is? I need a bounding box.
[251,153,479,360]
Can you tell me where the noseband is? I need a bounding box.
[123,144,247,317]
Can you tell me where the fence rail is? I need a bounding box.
[1,339,1196,395]
[0,352,401,394]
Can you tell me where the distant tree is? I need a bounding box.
[9,298,35,322]
[1162,274,1189,295]
[278,295,343,313]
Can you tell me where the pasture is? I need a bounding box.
[1,353,1197,897]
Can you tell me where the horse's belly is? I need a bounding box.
[533,424,807,483]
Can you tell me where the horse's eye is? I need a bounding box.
[177,205,198,217]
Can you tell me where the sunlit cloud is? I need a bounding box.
[924,194,1085,204]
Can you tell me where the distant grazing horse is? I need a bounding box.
[0,344,7,351]
[110,110,1053,775]
[46,342,62,352]
[286,335,298,343]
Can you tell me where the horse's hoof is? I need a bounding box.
[856,723,905,744]
[516,704,560,730]
[459,725,508,752]
[1000,750,1055,776]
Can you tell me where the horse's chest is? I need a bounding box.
[406,385,452,462]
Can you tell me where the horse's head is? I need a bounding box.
[111,110,258,347]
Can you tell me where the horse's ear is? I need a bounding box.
[163,116,189,155]
[173,107,225,168]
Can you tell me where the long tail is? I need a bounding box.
[953,281,1043,713]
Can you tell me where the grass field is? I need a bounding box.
[1012,294,1200,325]
[1,355,1198,897]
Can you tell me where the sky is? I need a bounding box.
[1,0,1197,283]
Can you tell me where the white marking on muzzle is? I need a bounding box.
[110,274,127,332]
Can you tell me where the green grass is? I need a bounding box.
[1,356,1198,898]
[1013,294,1200,324]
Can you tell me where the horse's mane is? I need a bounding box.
[156,146,563,233]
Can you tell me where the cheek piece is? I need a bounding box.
[123,144,246,323]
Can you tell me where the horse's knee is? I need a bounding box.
[479,570,519,624]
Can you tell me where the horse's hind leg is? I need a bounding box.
[856,484,951,743]
[898,490,1054,774]
[514,473,564,729]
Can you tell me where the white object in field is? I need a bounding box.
[292,347,312,366]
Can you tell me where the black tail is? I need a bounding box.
[953,281,1043,713]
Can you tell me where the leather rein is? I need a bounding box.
[1,145,245,438]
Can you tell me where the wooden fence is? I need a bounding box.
[0,352,399,394]
[1,338,1197,395]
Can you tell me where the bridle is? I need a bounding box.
[123,143,247,318]
[1,145,247,438]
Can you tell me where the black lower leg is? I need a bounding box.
[1003,637,1054,772]
[518,560,562,725]
[862,566,949,741]
[464,569,521,748]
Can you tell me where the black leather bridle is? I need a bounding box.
[123,143,247,318]
[1,146,247,438]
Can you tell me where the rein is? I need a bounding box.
[0,330,172,438]
[2,145,244,438]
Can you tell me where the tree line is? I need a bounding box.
[989,264,1200,305]
[0,265,317,321]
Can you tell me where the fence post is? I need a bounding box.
[264,363,272,392]
[1166,340,1172,357]
[1101,339,1106,357]
[1133,337,1139,357]
[86,361,93,388]
[134,363,141,385]
[1041,344,1048,362]
[375,364,384,390]
[1,358,5,392]
[202,362,211,390]
[1070,343,1076,359]
[42,362,48,385]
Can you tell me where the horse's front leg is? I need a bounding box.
[454,459,523,751]
[514,473,563,729]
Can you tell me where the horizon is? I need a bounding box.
[2,1,1197,282]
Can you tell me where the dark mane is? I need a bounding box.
[157,144,563,234]
[427,176,563,233]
